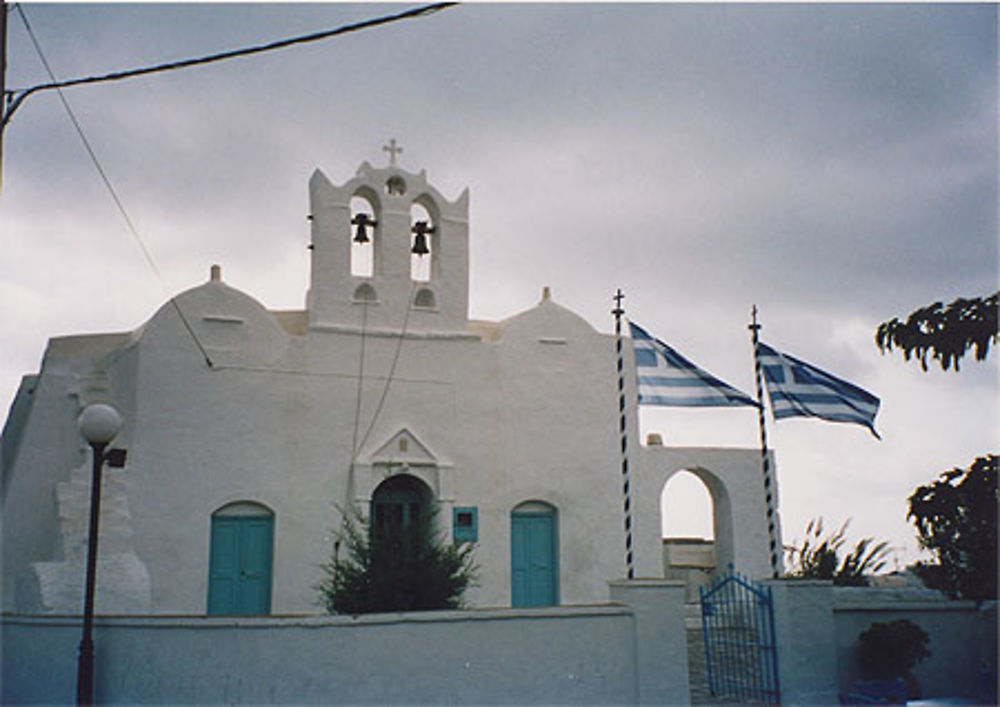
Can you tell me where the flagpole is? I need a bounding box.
[612,288,635,580]
[749,305,782,579]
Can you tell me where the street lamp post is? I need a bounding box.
[75,404,124,707]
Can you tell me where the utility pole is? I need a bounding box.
[2,1,8,188]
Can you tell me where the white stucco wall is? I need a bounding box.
[1,333,140,612]
[767,579,840,705]
[833,588,998,701]
[1,160,770,616]
[2,610,635,704]
[2,581,693,706]
[103,277,626,613]
[757,581,997,703]
[635,446,777,581]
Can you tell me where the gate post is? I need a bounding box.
[764,579,838,704]
[609,579,689,705]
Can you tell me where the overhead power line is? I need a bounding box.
[2,2,458,128]
[4,1,457,366]
[13,3,215,367]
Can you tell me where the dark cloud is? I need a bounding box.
[3,2,996,565]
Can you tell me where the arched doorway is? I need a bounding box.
[207,501,274,616]
[510,501,558,607]
[661,469,732,601]
[371,474,434,541]
[662,470,714,540]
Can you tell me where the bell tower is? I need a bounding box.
[306,143,470,335]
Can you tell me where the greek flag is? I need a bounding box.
[629,322,759,408]
[757,342,881,438]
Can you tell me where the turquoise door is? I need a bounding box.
[208,515,274,615]
[511,511,558,607]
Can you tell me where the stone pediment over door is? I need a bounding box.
[366,428,438,467]
[355,428,454,502]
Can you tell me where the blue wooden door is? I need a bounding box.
[511,512,557,607]
[208,515,273,615]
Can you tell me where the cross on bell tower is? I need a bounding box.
[383,138,403,167]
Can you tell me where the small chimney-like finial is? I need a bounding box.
[542,286,551,301]
[210,264,222,282]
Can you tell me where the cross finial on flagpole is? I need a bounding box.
[612,288,625,317]
[749,304,761,333]
[383,138,403,167]
[747,302,781,578]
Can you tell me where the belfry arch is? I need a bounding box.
[409,200,435,282]
[349,192,378,278]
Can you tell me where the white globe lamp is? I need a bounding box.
[78,403,122,445]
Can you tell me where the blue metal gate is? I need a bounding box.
[699,569,780,704]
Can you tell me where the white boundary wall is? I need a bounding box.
[761,581,998,703]
[833,588,998,702]
[2,581,689,705]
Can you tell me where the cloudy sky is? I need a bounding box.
[2,2,997,571]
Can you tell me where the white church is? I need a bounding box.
[1,152,777,616]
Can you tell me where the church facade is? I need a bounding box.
[1,155,777,616]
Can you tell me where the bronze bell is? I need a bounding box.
[411,233,430,256]
[351,213,375,243]
[411,220,433,256]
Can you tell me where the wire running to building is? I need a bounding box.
[353,280,421,460]
[2,2,458,128]
[13,3,215,367]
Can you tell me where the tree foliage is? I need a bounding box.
[907,455,998,602]
[875,292,998,371]
[317,506,477,615]
[785,517,891,586]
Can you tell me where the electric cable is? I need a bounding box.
[341,281,417,539]
[345,297,371,512]
[15,4,214,367]
[3,2,457,128]
[354,280,421,459]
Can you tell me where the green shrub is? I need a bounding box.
[857,619,930,681]
[317,505,477,615]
